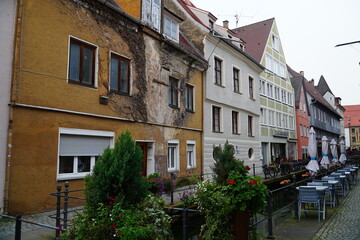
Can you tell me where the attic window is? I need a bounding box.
[272,35,279,52]
[209,20,214,29]
[164,14,179,42]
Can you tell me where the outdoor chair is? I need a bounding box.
[315,181,337,207]
[298,187,324,222]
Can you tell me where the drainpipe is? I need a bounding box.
[4,0,23,213]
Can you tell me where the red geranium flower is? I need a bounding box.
[228,179,235,185]
[250,179,258,185]
[246,165,251,171]
[111,223,117,229]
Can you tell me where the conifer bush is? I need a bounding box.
[85,130,148,209]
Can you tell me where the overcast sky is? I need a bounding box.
[190,0,360,105]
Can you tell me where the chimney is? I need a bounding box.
[300,71,304,76]
[223,20,229,29]
[309,79,314,86]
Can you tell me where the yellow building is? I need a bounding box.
[5,0,207,214]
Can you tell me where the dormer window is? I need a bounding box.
[163,9,183,43]
[209,20,214,29]
[164,15,179,42]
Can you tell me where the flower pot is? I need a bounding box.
[231,209,249,240]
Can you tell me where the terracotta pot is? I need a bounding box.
[231,210,249,240]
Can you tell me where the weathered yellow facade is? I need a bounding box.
[6,0,206,214]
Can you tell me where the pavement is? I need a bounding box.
[1,175,360,240]
[0,207,82,240]
[273,177,360,240]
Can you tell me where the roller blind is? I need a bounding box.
[60,134,111,156]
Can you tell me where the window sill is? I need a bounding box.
[57,173,89,181]
[250,97,256,101]
[232,132,241,135]
[187,166,196,170]
[169,104,180,109]
[214,83,225,88]
[186,109,195,113]
[68,79,96,89]
[167,169,179,173]
[109,90,130,96]
[234,91,242,95]
[212,130,223,133]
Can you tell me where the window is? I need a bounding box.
[279,64,285,78]
[168,77,179,108]
[276,112,281,127]
[58,128,114,180]
[287,92,293,105]
[209,20,214,29]
[260,79,266,96]
[214,57,222,85]
[142,0,161,32]
[167,140,179,172]
[265,54,273,72]
[267,83,273,98]
[273,59,280,76]
[248,115,253,136]
[300,124,303,136]
[68,38,96,87]
[249,76,254,99]
[187,141,196,169]
[233,68,240,93]
[283,115,288,129]
[272,35,279,51]
[260,108,267,125]
[281,89,287,103]
[164,15,179,42]
[269,110,275,126]
[185,84,194,111]
[274,86,280,101]
[232,111,239,134]
[212,106,221,132]
[110,53,130,94]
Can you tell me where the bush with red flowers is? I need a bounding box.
[193,141,267,240]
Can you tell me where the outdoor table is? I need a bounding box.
[296,186,328,220]
[337,171,351,189]
[316,180,338,207]
[330,173,346,196]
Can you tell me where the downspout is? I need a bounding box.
[4,0,23,213]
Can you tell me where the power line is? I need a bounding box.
[335,40,360,47]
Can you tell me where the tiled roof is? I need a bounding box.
[316,75,333,95]
[179,31,207,63]
[232,18,274,63]
[176,0,209,29]
[303,79,340,117]
[344,105,360,127]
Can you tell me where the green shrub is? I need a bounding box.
[85,130,148,210]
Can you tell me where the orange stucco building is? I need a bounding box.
[5,0,207,214]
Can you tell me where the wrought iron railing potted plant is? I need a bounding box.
[192,141,267,240]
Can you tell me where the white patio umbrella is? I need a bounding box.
[306,127,320,173]
[320,136,330,169]
[339,140,347,164]
[330,139,338,164]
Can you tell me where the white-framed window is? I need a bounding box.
[232,111,240,134]
[269,110,275,126]
[272,35,279,52]
[276,112,281,128]
[167,140,179,172]
[186,140,196,169]
[287,92,293,106]
[273,59,280,76]
[57,128,115,180]
[274,86,280,101]
[212,105,222,132]
[214,56,224,86]
[164,14,179,42]
[281,89,287,103]
[168,77,179,108]
[267,83,273,98]
[142,0,161,32]
[289,116,294,130]
[279,64,286,78]
[265,54,273,72]
[260,108,267,125]
[260,79,266,96]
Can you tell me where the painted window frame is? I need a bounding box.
[214,57,223,86]
[167,140,180,172]
[212,105,222,132]
[168,77,179,108]
[57,128,115,180]
[233,67,240,93]
[232,111,239,134]
[142,0,161,32]
[260,79,266,96]
[267,83,274,98]
[109,52,131,95]
[164,14,179,42]
[272,34,280,52]
[248,75,254,99]
[248,115,253,137]
[186,140,196,169]
[68,36,98,88]
[185,83,195,112]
